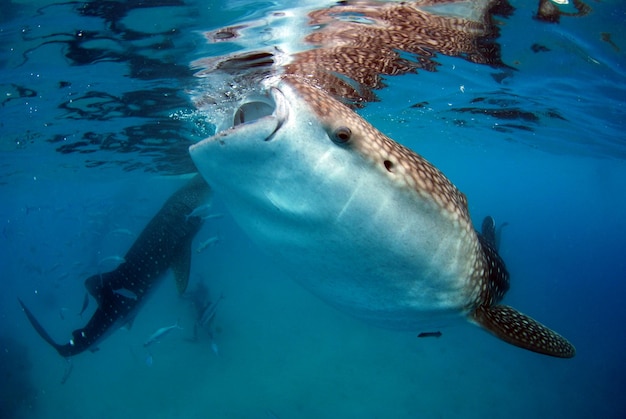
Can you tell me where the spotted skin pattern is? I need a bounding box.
[285,1,506,104]
[473,305,576,358]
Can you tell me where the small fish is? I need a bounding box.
[59,307,68,320]
[601,32,620,52]
[143,321,183,348]
[98,255,125,267]
[61,358,74,385]
[47,263,62,273]
[56,272,70,281]
[113,288,138,300]
[109,228,135,237]
[190,324,198,342]
[202,213,223,220]
[196,236,219,253]
[145,354,153,367]
[417,331,442,338]
[185,203,212,222]
[211,341,219,356]
[199,294,223,327]
[78,292,89,317]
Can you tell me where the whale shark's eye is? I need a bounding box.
[332,126,352,144]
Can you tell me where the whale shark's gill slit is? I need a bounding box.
[265,117,284,142]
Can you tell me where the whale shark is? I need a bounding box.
[188,0,574,358]
[19,175,211,357]
[190,68,575,357]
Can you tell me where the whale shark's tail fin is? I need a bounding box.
[18,298,73,357]
[472,304,576,358]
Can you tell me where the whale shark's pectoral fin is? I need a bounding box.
[85,272,115,306]
[471,305,575,358]
[171,239,193,295]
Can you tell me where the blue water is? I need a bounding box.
[1,0,625,418]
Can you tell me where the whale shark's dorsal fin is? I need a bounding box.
[481,215,509,251]
[471,305,575,358]
[481,216,497,249]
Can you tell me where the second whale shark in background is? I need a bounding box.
[19,175,211,357]
[189,0,575,357]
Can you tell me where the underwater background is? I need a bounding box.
[1,0,625,418]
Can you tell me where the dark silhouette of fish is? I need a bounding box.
[78,292,89,318]
[19,175,211,357]
[417,331,442,338]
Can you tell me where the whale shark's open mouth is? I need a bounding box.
[212,87,289,143]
